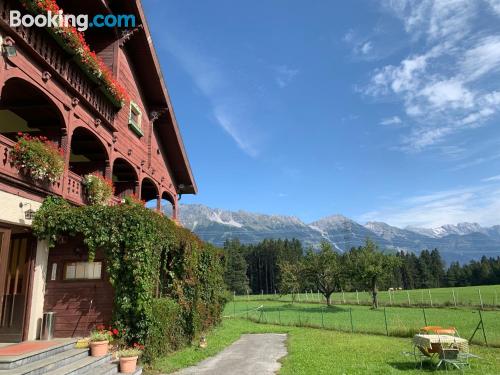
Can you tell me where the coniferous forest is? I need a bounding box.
[222,238,500,295]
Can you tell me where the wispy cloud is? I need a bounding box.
[359,182,500,227]
[486,0,500,16]
[161,34,261,157]
[380,116,403,126]
[274,65,299,88]
[482,175,500,182]
[362,1,500,152]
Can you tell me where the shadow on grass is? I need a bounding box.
[388,361,435,372]
[261,304,347,314]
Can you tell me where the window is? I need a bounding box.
[128,101,143,136]
[64,262,102,280]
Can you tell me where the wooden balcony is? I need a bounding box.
[0,134,123,207]
[0,1,117,128]
[0,134,64,197]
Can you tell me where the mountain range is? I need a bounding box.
[168,204,500,263]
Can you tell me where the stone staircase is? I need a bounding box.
[0,340,142,375]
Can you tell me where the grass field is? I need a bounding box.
[234,284,500,308]
[224,300,500,346]
[151,319,500,374]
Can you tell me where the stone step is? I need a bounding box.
[0,340,78,370]
[0,349,89,375]
[92,361,143,375]
[44,354,112,375]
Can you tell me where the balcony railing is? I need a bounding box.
[0,134,124,207]
[0,134,64,196]
[0,1,116,127]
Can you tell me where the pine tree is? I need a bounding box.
[223,239,249,294]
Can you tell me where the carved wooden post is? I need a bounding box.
[172,201,178,221]
[156,194,161,212]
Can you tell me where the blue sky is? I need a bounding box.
[143,0,500,228]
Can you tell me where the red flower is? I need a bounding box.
[112,328,119,335]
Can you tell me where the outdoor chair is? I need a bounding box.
[436,347,468,372]
[413,344,436,369]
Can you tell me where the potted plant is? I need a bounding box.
[83,174,114,205]
[21,0,129,108]
[10,132,64,183]
[117,343,144,373]
[89,327,113,357]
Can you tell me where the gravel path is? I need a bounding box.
[172,333,288,375]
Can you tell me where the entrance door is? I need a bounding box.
[0,231,33,342]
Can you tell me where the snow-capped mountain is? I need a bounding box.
[167,204,500,263]
[406,223,487,238]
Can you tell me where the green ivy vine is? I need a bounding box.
[32,196,227,345]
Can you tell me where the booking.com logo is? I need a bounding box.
[10,10,136,31]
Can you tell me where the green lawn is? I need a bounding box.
[151,318,500,374]
[225,300,500,346]
[234,285,500,308]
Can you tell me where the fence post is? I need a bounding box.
[421,290,424,306]
[495,291,498,308]
[389,290,393,306]
[356,290,360,305]
[278,306,281,325]
[428,289,433,307]
[349,307,354,333]
[321,307,324,328]
[407,290,411,306]
[452,289,457,307]
[317,290,320,302]
[479,310,488,346]
[422,307,428,326]
[246,298,249,320]
[383,307,389,336]
[478,289,484,309]
[469,310,488,346]
[233,291,236,317]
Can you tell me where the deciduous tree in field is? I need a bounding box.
[302,241,343,306]
[347,239,400,309]
[278,261,302,303]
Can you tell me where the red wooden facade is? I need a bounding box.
[0,0,196,340]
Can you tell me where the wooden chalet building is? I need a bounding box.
[0,0,197,341]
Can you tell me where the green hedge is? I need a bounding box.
[143,298,186,363]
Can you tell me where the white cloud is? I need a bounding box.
[460,35,500,81]
[274,65,299,88]
[419,79,474,109]
[380,116,403,126]
[359,183,500,227]
[161,34,261,157]
[486,0,500,16]
[482,175,500,182]
[363,1,500,151]
[360,41,373,54]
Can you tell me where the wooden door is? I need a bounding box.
[0,233,33,342]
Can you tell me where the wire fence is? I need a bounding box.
[235,285,500,309]
[225,300,500,347]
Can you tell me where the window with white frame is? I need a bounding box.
[64,261,102,280]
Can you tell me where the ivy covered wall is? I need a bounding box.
[32,197,227,353]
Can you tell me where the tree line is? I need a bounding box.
[223,237,500,308]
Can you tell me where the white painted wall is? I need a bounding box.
[27,240,49,340]
[0,190,41,227]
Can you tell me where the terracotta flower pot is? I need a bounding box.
[120,356,138,373]
[89,340,109,357]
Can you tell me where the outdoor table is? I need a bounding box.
[413,334,469,353]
